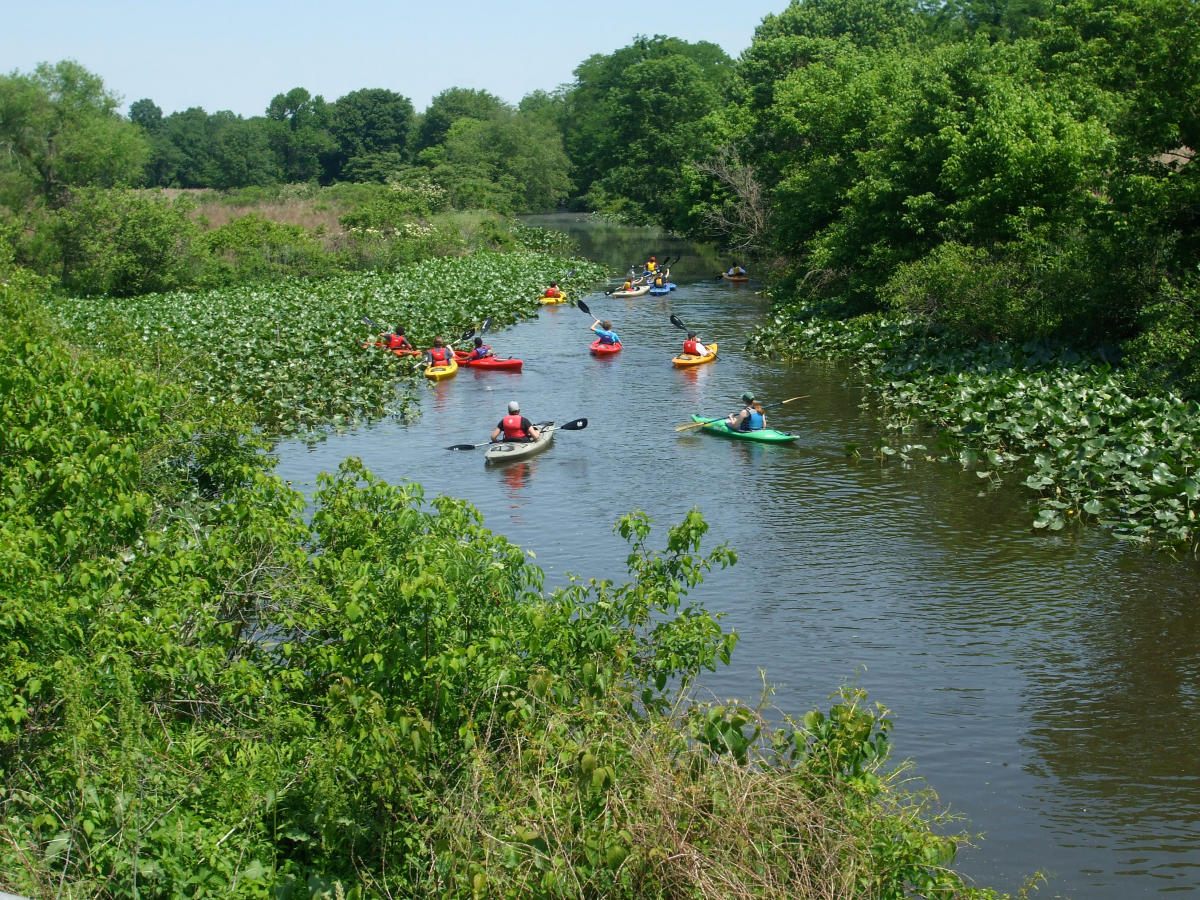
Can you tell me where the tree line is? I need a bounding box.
[2,0,1198,392]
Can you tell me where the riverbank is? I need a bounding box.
[750,303,1200,554]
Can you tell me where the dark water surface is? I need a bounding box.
[274,219,1200,899]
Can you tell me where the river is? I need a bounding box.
[273,216,1200,899]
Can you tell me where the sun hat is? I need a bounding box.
[508,401,520,413]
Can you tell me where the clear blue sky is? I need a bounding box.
[4,0,791,117]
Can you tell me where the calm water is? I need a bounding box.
[274,219,1200,899]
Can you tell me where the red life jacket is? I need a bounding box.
[429,347,451,365]
[501,414,527,440]
[386,334,411,350]
[683,339,701,355]
[545,287,561,297]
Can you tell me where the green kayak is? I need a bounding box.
[690,415,798,443]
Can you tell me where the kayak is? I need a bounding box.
[425,358,459,381]
[590,339,622,356]
[722,272,750,282]
[364,341,421,358]
[689,414,797,443]
[485,423,555,464]
[612,284,650,298]
[540,293,570,305]
[672,343,718,368]
[454,351,523,372]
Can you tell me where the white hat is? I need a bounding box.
[508,401,520,413]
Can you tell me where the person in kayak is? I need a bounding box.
[591,318,620,345]
[544,281,564,298]
[646,255,658,273]
[381,327,412,351]
[682,332,712,358]
[727,264,747,277]
[727,392,766,431]
[491,401,540,443]
[463,336,493,361]
[425,337,453,368]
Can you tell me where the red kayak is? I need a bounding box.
[454,350,523,372]
[364,341,421,358]
[590,339,622,356]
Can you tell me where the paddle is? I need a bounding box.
[446,417,589,450]
[670,313,717,360]
[674,396,808,433]
[576,298,592,317]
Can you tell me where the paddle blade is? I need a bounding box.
[577,299,591,316]
[558,417,588,431]
[674,419,712,433]
[480,316,493,335]
[669,314,687,331]
[458,327,475,343]
[446,443,482,451]
[361,315,378,328]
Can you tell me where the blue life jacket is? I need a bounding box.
[739,407,764,431]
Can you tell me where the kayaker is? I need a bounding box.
[727,392,766,432]
[682,332,712,358]
[425,337,453,368]
[646,256,657,273]
[591,318,620,345]
[464,336,493,361]
[727,264,747,277]
[491,401,540,443]
[381,327,412,351]
[544,281,564,298]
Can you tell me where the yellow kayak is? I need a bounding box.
[540,292,570,305]
[672,343,718,368]
[425,357,459,381]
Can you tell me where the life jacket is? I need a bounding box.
[469,344,491,360]
[739,407,765,431]
[647,261,657,272]
[545,287,561,297]
[622,281,632,291]
[501,414,527,440]
[429,347,451,365]
[683,339,702,355]
[655,276,665,287]
[386,334,411,350]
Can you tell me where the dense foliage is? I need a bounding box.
[1,257,1007,898]
[682,0,1200,392]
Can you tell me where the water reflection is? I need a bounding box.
[495,459,533,508]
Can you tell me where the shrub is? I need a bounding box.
[194,213,329,284]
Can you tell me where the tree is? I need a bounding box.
[415,87,508,152]
[433,110,571,213]
[562,36,733,222]
[328,88,416,182]
[265,87,337,183]
[0,60,148,209]
[129,97,163,133]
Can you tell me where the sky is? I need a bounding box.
[4,0,792,118]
